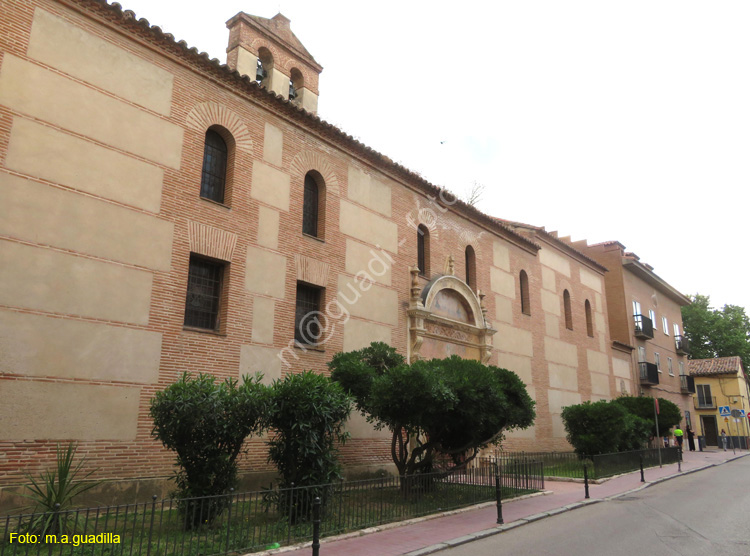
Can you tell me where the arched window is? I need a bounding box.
[585,299,594,337]
[465,245,476,291]
[200,128,228,203]
[520,270,530,315]
[289,68,304,102]
[303,172,324,238]
[417,224,430,276]
[256,48,273,87]
[563,289,573,330]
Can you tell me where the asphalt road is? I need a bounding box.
[439,456,750,556]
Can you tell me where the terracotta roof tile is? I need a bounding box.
[688,356,744,376]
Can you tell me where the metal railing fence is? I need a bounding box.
[0,463,542,556]
[591,447,681,479]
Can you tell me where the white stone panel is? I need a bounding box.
[28,9,174,115]
[5,118,164,212]
[0,310,161,383]
[245,247,287,299]
[0,241,153,325]
[0,381,139,441]
[0,55,182,168]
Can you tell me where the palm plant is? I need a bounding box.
[22,443,101,535]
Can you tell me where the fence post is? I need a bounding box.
[312,496,321,556]
[288,483,295,544]
[639,455,645,483]
[495,463,503,525]
[583,464,590,499]
[145,495,157,556]
[225,488,234,552]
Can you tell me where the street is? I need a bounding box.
[439,456,750,556]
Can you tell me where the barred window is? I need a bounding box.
[295,283,323,346]
[303,174,319,237]
[200,129,228,203]
[184,256,224,330]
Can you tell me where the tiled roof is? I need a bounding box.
[80,1,539,252]
[688,356,744,376]
[492,218,607,272]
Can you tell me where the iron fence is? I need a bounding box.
[590,447,681,479]
[0,463,542,556]
[483,451,587,479]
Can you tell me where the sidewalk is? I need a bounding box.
[269,449,748,556]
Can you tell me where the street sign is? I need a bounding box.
[724,417,729,422]
[719,406,731,417]
[740,409,747,418]
[731,409,743,418]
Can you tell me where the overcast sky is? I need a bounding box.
[117,0,750,313]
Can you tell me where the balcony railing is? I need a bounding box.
[694,396,717,410]
[633,314,654,339]
[680,374,695,394]
[639,362,659,385]
[675,335,690,355]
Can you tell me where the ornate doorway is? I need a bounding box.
[407,267,496,364]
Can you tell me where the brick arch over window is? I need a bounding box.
[290,151,340,195]
[563,289,573,330]
[186,102,254,154]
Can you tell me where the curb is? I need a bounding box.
[402,453,749,556]
[243,490,550,556]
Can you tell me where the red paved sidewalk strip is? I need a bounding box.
[259,449,746,556]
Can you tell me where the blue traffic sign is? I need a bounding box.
[719,406,731,417]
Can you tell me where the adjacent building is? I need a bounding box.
[580,241,695,425]
[689,357,750,448]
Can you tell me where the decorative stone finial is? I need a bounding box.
[444,254,455,276]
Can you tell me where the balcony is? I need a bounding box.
[639,362,659,385]
[633,314,654,339]
[675,335,690,355]
[694,396,717,410]
[680,374,695,394]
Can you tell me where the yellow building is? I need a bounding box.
[689,357,750,448]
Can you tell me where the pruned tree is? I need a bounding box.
[329,343,535,477]
[611,396,682,440]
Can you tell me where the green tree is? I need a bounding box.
[682,294,750,372]
[329,343,535,477]
[150,372,269,527]
[611,396,682,440]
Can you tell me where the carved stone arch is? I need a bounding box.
[185,102,254,154]
[421,275,484,328]
[290,151,341,195]
[407,268,496,365]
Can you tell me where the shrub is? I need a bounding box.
[561,400,629,456]
[150,372,269,527]
[611,396,682,440]
[266,371,352,522]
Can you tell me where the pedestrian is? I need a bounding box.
[686,426,696,451]
[674,426,684,450]
[663,435,669,448]
[721,429,728,451]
